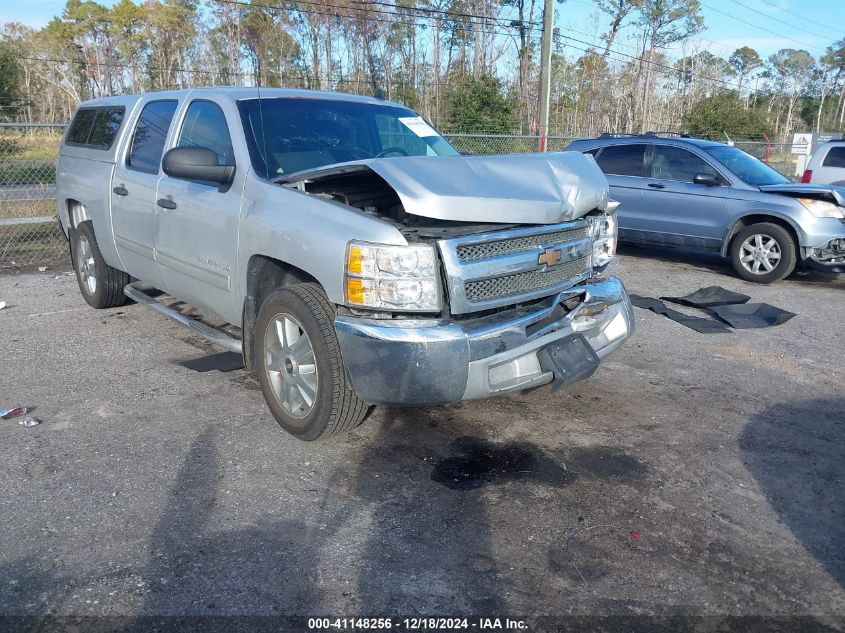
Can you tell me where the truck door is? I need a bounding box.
[111,99,179,286]
[155,99,241,322]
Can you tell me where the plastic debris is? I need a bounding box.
[17,417,41,427]
[662,286,751,308]
[0,301,5,310]
[709,303,796,329]
[1,406,27,420]
[630,530,641,540]
[38,266,47,272]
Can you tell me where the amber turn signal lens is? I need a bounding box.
[347,246,364,275]
[346,278,365,304]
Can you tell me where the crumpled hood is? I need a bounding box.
[282,153,610,224]
[759,183,845,207]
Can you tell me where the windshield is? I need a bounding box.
[702,145,790,186]
[238,98,458,178]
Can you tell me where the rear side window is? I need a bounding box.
[128,100,178,173]
[822,146,845,168]
[65,107,125,150]
[595,144,647,177]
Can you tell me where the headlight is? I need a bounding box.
[797,198,845,219]
[345,242,441,312]
[590,211,618,267]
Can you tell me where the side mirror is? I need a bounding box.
[163,147,234,188]
[693,172,722,186]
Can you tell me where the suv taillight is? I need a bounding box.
[801,169,813,183]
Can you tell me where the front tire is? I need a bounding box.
[729,222,796,284]
[70,221,130,308]
[254,283,367,441]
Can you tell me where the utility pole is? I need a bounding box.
[538,0,554,152]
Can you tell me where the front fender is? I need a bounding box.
[237,173,407,304]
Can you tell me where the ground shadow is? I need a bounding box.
[128,426,323,622]
[739,397,844,588]
[347,407,576,615]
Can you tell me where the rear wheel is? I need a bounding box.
[71,221,130,308]
[254,283,367,441]
[729,222,796,284]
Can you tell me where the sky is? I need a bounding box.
[1,0,842,62]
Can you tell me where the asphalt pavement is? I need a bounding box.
[0,246,843,629]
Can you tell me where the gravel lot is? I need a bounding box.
[1,246,843,629]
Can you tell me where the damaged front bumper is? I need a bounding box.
[800,218,845,272]
[335,276,634,405]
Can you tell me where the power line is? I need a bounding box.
[699,2,825,53]
[755,0,842,39]
[724,0,835,42]
[554,31,741,92]
[212,0,539,32]
[212,0,541,41]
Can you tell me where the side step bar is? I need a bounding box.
[124,282,243,354]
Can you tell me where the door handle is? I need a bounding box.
[647,183,666,189]
[156,196,177,210]
[112,185,128,196]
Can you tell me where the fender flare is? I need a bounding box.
[719,213,802,258]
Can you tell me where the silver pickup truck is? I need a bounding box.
[56,87,633,440]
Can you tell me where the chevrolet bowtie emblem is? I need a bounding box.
[538,247,561,267]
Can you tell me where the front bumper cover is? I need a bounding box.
[334,276,634,405]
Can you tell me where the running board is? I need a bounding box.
[124,282,243,354]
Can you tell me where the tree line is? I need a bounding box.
[0,0,843,140]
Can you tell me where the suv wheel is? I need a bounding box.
[729,222,796,284]
[71,221,130,308]
[254,283,368,441]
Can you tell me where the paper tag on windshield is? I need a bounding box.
[399,116,439,138]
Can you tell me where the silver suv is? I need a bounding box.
[803,140,845,186]
[566,134,845,282]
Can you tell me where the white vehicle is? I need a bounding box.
[803,140,845,186]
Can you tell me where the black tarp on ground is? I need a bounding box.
[708,303,797,329]
[661,285,751,308]
[628,294,732,334]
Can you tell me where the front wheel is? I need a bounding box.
[729,222,797,284]
[70,221,130,308]
[254,283,368,441]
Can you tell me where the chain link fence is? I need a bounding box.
[0,124,800,270]
[0,124,66,270]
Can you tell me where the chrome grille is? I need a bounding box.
[438,221,594,315]
[457,226,591,261]
[464,255,591,303]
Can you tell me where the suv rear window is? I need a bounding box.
[65,107,125,150]
[595,144,647,177]
[822,146,845,168]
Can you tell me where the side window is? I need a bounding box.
[177,100,234,165]
[65,107,125,149]
[584,148,600,157]
[822,146,845,168]
[595,144,647,177]
[128,100,178,173]
[66,109,98,145]
[86,107,125,149]
[651,145,718,182]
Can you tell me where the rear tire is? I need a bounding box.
[729,222,796,284]
[71,221,130,308]
[254,283,368,441]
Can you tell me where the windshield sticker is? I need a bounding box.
[399,116,439,137]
